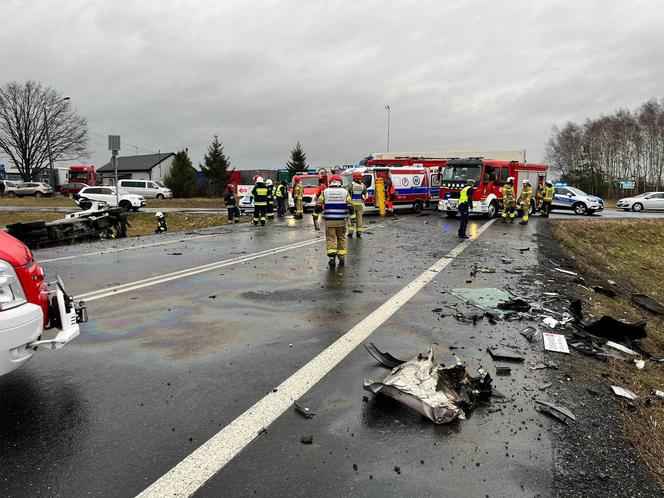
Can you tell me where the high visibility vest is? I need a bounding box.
[543,186,554,202]
[350,182,366,205]
[252,184,268,206]
[276,185,285,198]
[459,185,472,205]
[322,187,349,220]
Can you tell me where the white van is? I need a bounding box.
[117,180,173,199]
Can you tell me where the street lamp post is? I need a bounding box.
[385,105,390,152]
[43,96,70,188]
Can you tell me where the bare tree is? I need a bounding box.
[0,81,88,181]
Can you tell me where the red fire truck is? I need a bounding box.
[438,158,548,218]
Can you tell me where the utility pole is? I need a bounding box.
[109,135,121,206]
[385,105,390,152]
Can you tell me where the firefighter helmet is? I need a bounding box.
[294,176,301,183]
[546,180,553,186]
[255,176,264,183]
[466,179,475,185]
[507,176,515,183]
[330,174,343,186]
[266,179,273,186]
[353,171,363,181]
[155,212,164,218]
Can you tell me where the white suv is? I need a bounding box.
[75,186,145,211]
[117,179,173,199]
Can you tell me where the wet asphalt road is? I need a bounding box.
[0,208,659,497]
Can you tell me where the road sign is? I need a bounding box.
[619,180,635,189]
[108,135,121,151]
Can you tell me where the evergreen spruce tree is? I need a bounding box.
[164,149,197,198]
[286,141,308,178]
[200,135,231,196]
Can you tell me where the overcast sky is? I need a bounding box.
[2,0,663,170]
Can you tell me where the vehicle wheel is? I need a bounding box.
[412,200,423,214]
[484,201,498,219]
[156,194,165,199]
[34,192,43,198]
[120,201,132,211]
[445,211,458,218]
[573,202,587,215]
[6,191,16,198]
[632,202,643,212]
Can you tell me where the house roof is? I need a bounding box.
[98,153,174,173]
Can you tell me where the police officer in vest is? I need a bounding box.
[540,180,554,217]
[314,174,355,268]
[251,176,268,226]
[457,179,475,239]
[347,171,367,237]
[275,180,287,217]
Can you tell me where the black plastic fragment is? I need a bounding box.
[364,343,406,369]
[632,293,664,316]
[487,347,524,362]
[569,299,646,341]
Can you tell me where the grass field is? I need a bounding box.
[553,219,664,483]
[0,196,226,209]
[0,211,244,238]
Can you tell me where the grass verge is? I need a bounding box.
[0,196,226,209]
[552,219,664,483]
[1,211,245,238]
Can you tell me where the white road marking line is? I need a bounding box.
[38,233,223,263]
[135,218,496,498]
[77,219,397,302]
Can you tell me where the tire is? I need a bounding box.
[573,202,587,215]
[412,200,423,213]
[6,191,16,198]
[119,201,132,211]
[484,201,498,219]
[632,203,643,212]
[156,194,165,199]
[34,192,43,198]
[445,211,458,218]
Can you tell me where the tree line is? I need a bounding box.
[545,99,664,197]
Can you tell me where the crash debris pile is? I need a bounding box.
[363,344,493,424]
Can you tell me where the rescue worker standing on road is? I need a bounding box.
[265,179,275,220]
[385,177,396,215]
[541,180,554,217]
[293,176,304,219]
[457,179,475,239]
[276,180,287,217]
[251,176,268,226]
[518,179,533,225]
[312,177,327,230]
[224,183,240,223]
[347,171,367,237]
[315,174,355,268]
[501,176,516,223]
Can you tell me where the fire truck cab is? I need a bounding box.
[438,159,548,218]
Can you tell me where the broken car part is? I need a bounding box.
[593,286,617,298]
[487,347,524,362]
[611,386,638,400]
[363,345,493,424]
[535,400,576,424]
[294,402,316,419]
[631,293,664,316]
[569,300,647,341]
[363,342,406,369]
[520,326,543,342]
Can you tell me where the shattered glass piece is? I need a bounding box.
[449,288,512,313]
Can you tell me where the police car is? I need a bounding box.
[550,184,604,215]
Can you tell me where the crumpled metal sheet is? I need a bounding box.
[363,345,492,424]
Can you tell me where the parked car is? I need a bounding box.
[0,231,85,376]
[616,192,664,212]
[14,182,53,198]
[551,186,604,215]
[75,186,145,211]
[117,179,173,199]
[1,180,20,197]
[59,182,89,197]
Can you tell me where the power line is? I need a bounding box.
[88,131,158,154]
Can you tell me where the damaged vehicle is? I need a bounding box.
[0,231,86,376]
[364,344,493,424]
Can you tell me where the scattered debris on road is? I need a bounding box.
[611,386,638,400]
[294,402,316,419]
[569,299,647,341]
[631,293,664,316]
[363,345,494,424]
[364,342,406,369]
[543,333,570,354]
[487,347,524,362]
[535,400,576,424]
[520,326,543,342]
[300,435,313,445]
[593,285,616,298]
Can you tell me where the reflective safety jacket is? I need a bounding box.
[224,190,236,206]
[543,186,554,202]
[459,185,474,208]
[348,181,367,205]
[503,184,515,205]
[251,182,268,206]
[276,184,287,198]
[519,186,533,206]
[266,185,274,204]
[294,183,304,199]
[317,187,354,227]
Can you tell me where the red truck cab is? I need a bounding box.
[68,165,96,186]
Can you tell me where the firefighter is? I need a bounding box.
[293,176,304,219]
[385,177,396,215]
[224,183,240,223]
[541,180,554,217]
[155,212,168,233]
[315,174,355,268]
[312,177,327,230]
[251,176,268,226]
[265,179,275,220]
[501,176,516,223]
[347,171,367,237]
[275,180,287,217]
[518,179,533,225]
[457,179,475,239]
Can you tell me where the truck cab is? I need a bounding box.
[288,173,327,212]
[68,165,96,186]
